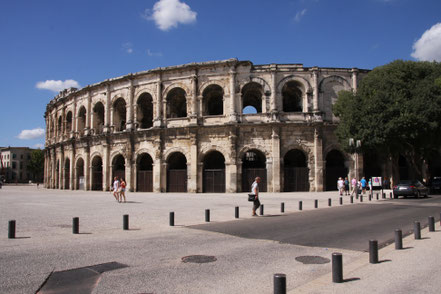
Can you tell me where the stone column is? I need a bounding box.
[104,83,111,133]
[229,69,237,122]
[62,107,66,138]
[126,79,135,130]
[197,162,203,193]
[103,143,110,191]
[51,148,56,188]
[70,148,75,190]
[72,97,77,137]
[126,160,133,192]
[189,74,198,125]
[188,136,198,193]
[225,162,237,193]
[270,66,278,121]
[59,149,64,189]
[153,75,163,127]
[314,127,324,191]
[312,67,319,112]
[271,128,281,192]
[153,159,162,192]
[85,91,91,135]
[266,158,273,192]
[352,68,359,92]
[161,162,167,192]
[85,149,90,190]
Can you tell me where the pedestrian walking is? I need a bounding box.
[337,177,345,196]
[344,177,350,195]
[350,177,357,196]
[251,177,261,216]
[112,177,120,202]
[120,178,127,203]
[361,177,367,194]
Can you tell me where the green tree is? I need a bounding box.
[28,149,44,183]
[333,60,441,183]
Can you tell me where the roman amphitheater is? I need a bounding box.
[44,59,368,193]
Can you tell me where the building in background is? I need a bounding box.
[0,147,39,183]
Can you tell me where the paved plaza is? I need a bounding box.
[1,186,441,293]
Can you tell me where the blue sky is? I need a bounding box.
[1,0,440,148]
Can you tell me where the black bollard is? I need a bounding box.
[281,202,285,213]
[8,220,16,239]
[376,193,379,200]
[314,199,318,209]
[369,240,379,264]
[414,221,421,240]
[299,201,303,211]
[328,198,332,207]
[356,194,359,200]
[332,253,343,283]
[274,273,286,294]
[205,209,210,222]
[360,195,363,202]
[395,229,403,250]
[235,206,239,219]
[369,194,371,201]
[390,192,393,199]
[260,204,264,216]
[382,192,386,199]
[339,197,343,205]
[72,217,79,234]
[169,212,175,226]
[350,196,354,203]
[428,216,435,232]
[123,214,129,230]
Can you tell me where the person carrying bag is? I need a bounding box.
[249,177,261,216]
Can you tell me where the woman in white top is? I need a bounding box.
[337,177,345,196]
[251,177,261,216]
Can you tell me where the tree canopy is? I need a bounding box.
[28,149,44,182]
[333,60,441,180]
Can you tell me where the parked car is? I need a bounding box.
[393,180,428,198]
[430,177,441,194]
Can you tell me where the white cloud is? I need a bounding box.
[294,9,307,22]
[17,128,45,140]
[36,80,80,92]
[143,0,197,31]
[122,42,133,54]
[411,23,441,62]
[33,143,44,149]
[147,49,163,57]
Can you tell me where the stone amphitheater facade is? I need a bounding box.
[44,59,368,193]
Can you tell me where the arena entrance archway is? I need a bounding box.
[64,158,70,189]
[91,156,103,191]
[137,153,153,192]
[284,149,309,191]
[203,151,225,193]
[167,152,187,192]
[76,158,84,190]
[325,150,348,191]
[242,150,267,192]
[112,155,125,182]
[56,160,60,189]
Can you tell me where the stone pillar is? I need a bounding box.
[85,91,91,135]
[229,69,237,122]
[266,158,273,192]
[153,159,162,193]
[271,128,281,192]
[70,149,75,190]
[352,68,359,93]
[126,79,135,130]
[314,127,324,191]
[51,149,56,188]
[312,67,319,112]
[104,83,111,133]
[59,149,64,189]
[226,163,237,193]
[270,66,278,121]
[126,160,133,192]
[103,144,110,191]
[62,107,66,138]
[189,74,198,125]
[197,162,203,193]
[153,76,163,127]
[188,136,198,193]
[161,162,167,192]
[85,149,90,190]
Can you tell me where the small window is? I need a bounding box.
[12,162,16,169]
[12,154,16,159]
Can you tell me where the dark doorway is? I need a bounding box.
[56,160,60,189]
[167,88,187,118]
[112,155,125,182]
[113,98,126,132]
[242,82,263,114]
[203,85,224,116]
[428,151,441,180]
[282,81,303,112]
[325,150,348,191]
[167,152,187,192]
[91,156,103,191]
[137,93,153,128]
[64,158,70,190]
[203,151,225,193]
[137,153,153,192]
[93,102,105,134]
[242,150,267,192]
[284,150,309,191]
[76,158,84,190]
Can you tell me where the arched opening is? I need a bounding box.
[242,149,267,192]
[399,155,409,181]
[113,98,127,132]
[56,159,60,188]
[57,116,62,137]
[91,156,103,191]
[93,102,105,134]
[112,154,125,182]
[50,119,54,138]
[203,85,224,116]
[78,107,86,136]
[137,93,154,129]
[167,152,187,192]
[64,158,70,189]
[76,158,85,190]
[284,149,309,191]
[137,153,153,192]
[242,82,263,114]
[428,151,441,180]
[65,112,73,134]
[325,150,348,191]
[167,88,187,118]
[282,81,303,112]
[203,151,225,193]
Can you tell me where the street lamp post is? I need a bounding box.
[349,138,361,180]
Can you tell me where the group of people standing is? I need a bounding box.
[112,177,127,203]
[337,176,371,196]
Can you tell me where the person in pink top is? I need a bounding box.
[350,178,357,196]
